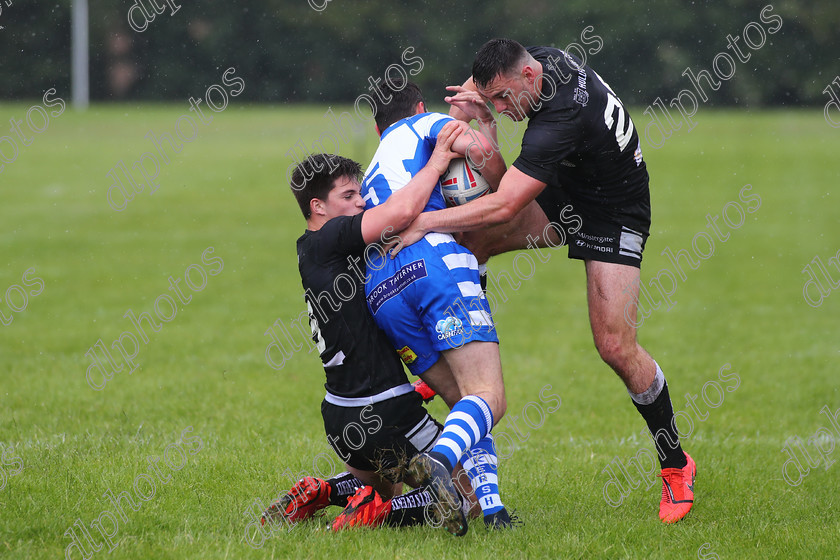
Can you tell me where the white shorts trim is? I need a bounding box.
[324,383,414,407]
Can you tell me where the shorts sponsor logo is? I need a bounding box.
[397,345,418,365]
[366,259,427,314]
[435,316,464,341]
[578,232,615,244]
[575,232,616,253]
[576,238,614,253]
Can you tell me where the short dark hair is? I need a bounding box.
[472,38,528,89]
[290,153,362,219]
[371,78,425,132]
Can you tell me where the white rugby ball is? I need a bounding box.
[439,158,491,207]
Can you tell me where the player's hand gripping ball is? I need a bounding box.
[439,158,490,207]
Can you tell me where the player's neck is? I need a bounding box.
[533,60,545,98]
[306,216,325,231]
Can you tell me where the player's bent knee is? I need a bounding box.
[489,394,507,425]
[594,335,632,372]
[496,401,507,424]
[470,391,506,425]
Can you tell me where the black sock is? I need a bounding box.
[327,472,364,507]
[632,381,688,470]
[480,269,488,292]
[385,488,435,527]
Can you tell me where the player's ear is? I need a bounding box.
[416,101,426,114]
[522,64,536,83]
[310,197,326,217]
[374,124,381,136]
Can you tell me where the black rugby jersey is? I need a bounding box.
[296,213,409,399]
[513,46,649,207]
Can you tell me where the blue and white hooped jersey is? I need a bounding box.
[359,112,497,377]
[361,112,453,213]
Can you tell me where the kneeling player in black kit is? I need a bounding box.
[262,121,491,533]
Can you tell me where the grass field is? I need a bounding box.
[0,103,838,559]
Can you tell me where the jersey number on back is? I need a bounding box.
[603,93,634,151]
[307,301,327,354]
[595,71,634,152]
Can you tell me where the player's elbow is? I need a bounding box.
[493,200,518,225]
[390,203,417,232]
[465,133,494,162]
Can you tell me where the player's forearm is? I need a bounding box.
[476,117,498,149]
[449,103,471,122]
[478,133,506,191]
[418,192,514,235]
[461,125,505,190]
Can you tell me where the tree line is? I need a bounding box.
[2,1,838,107]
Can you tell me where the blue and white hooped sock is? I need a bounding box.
[429,395,494,472]
[463,434,503,516]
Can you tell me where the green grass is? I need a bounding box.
[0,103,838,559]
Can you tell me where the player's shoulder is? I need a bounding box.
[405,111,450,124]
[527,46,593,120]
[319,214,363,243]
[527,45,579,72]
[299,214,364,258]
[380,112,451,144]
[403,112,452,132]
[526,45,559,59]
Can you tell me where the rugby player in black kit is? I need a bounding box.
[396,39,696,523]
[261,121,486,532]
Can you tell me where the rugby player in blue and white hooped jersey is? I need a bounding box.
[360,79,515,531]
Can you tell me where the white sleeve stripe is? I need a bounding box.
[442,253,479,271]
[457,281,483,298]
[469,309,494,327]
[425,232,456,246]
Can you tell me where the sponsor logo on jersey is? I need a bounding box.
[397,345,418,365]
[435,316,464,340]
[573,87,589,106]
[573,66,589,106]
[366,259,427,314]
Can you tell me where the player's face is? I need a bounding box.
[478,71,538,122]
[323,175,365,219]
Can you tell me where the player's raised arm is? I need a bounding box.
[446,86,506,190]
[359,120,466,245]
[445,80,506,190]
